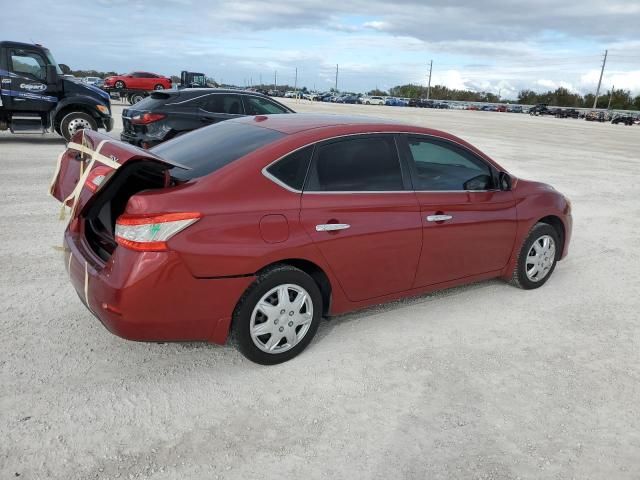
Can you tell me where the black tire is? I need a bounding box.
[114,80,125,89]
[129,93,145,104]
[510,223,560,290]
[59,112,97,142]
[154,84,164,90]
[231,265,323,365]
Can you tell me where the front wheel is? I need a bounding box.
[511,223,560,289]
[114,80,125,89]
[60,112,97,142]
[231,265,322,365]
[154,84,165,90]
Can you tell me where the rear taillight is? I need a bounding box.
[115,212,201,251]
[85,166,113,192]
[130,112,167,125]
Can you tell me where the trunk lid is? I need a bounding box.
[50,129,184,218]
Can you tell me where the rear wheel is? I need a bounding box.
[60,112,97,142]
[231,265,322,365]
[129,92,145,104]
[511,223,560,289]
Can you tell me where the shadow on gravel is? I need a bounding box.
[0,136,66,145]
[314,278,504,342]
[134,279,506,357]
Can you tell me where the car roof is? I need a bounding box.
[230,113,456,139]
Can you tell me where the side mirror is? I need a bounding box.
[499,172,512,191]
[46,64,59,83]
[59,63,71,75]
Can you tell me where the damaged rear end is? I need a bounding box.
[50,129,250,343]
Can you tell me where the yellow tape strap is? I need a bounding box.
[66,142,121,170]
[61,139,121,217]
[49,151,65,197]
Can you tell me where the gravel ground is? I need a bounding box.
[1,100,640,479]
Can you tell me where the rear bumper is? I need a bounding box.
[120,130,166,148]
[64,229,255,344]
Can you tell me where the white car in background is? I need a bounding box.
[361,96,385,105]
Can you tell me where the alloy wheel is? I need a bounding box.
[525,234,556,282]
[250,284,313,354]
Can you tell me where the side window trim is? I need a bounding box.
[398,133,499,192]
[303,133,409,193]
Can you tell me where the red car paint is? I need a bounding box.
[103,72,172,91]
[51,116,572,345]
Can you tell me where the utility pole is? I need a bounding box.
[593,49,608,109]
[294,67,298,95]
[426,60,433,101]
[607,85,615,110]
[274,70,277,91]
[259,74,262,87]
[335,64,339,92]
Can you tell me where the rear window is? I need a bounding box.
[130,92,178,110]
[151,121,285,181]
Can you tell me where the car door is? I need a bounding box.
[5,48,58,112]
[399,135,517,287]
[198,93,244,125]
[300,134,422,302]
[128,72,145,89]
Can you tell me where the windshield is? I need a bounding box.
[44,49,63,75]
[151,121,285,181]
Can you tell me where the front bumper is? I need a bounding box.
[103,116,114,132]
[64,228,255,344]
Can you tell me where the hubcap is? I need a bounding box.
[525,235,556,282]
[250,284,313,354]
[67,117,92,137]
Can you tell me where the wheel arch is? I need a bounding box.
[256,258,332,316]
[53,101,101,128]
[536,215,565,258]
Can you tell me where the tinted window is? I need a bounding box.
[306,136,403,191]
[11,50,47,81]
[407,137,493,191]
[200,94,243,114]
[266,146,314,191]
[244,96,289,115]
[152,121,284,181]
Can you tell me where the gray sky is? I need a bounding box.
[2,0,640,97]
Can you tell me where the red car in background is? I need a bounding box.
[50,115,572,365]
[103,71,172,91]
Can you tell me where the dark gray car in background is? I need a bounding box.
[120,88,294,148]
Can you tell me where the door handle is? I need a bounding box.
[426,214,453,222]
[315,223,350,232]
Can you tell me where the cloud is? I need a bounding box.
[1,0,639,94]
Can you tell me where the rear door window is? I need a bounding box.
[200,94,244,115]
[305,135,404,191]
[243,96,289,115]
[151,121,284,181]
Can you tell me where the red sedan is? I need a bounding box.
[103,71,172,91]
[50,115,572,364]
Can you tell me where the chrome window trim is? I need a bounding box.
[261,131,502,194]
